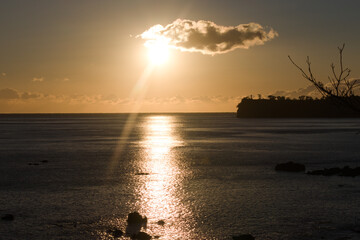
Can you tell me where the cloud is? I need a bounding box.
[21,92,42,100]
[0,86,244,113]
[63,77,70,81]
[272,85,320,99]
[0,89,240,106]
[0,88,20,100]
[0,88,244,113]
[139,19,278,55]
[32,77,44,82]
[135,95,242,106]
[1,73,6,77]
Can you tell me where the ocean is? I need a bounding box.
[0,113,359,240]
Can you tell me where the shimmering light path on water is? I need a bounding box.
[136,116,193,239]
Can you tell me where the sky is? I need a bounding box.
[1,0,360,113]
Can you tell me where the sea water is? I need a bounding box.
[0,113,359,240]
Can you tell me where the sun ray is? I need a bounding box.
[107,64,154,175]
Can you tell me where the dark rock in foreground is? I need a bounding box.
[307,166,360,177]
[1,214,14,221]
[275,161,306,172]
[126,212,148,237]
[127,212,147,225]
[232,234,255,240]
[133,232,151,240]
[113,229,123,237]
[107,229,123,238]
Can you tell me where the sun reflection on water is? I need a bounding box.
[135,115,193,239]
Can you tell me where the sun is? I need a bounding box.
[146,40,170,65]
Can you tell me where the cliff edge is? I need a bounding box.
[237,97,360,118]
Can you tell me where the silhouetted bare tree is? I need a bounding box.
[288,44,360,112]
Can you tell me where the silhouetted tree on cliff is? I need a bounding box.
[288,44,360,112]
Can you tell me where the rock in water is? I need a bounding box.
[114,229,123,238]
[127,212,146,225]
[1,214,14,221]
[340,166,360,177]
[307,166,360,177]
[134,232,152,240]
[157,220,165,226]
[232,234,255,240]
[307,167,340,176]
[107,229,123,238]
[126,212,148,236]
[275,161,305,172]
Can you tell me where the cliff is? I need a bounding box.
[236,97,360,118]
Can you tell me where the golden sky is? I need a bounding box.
[1,0,360,113]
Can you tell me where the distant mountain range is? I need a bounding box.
[237,97,360,118]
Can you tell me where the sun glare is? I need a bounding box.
[146,40,170,65]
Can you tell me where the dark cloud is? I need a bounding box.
[140,19,278,55]
[0,88,20,100]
